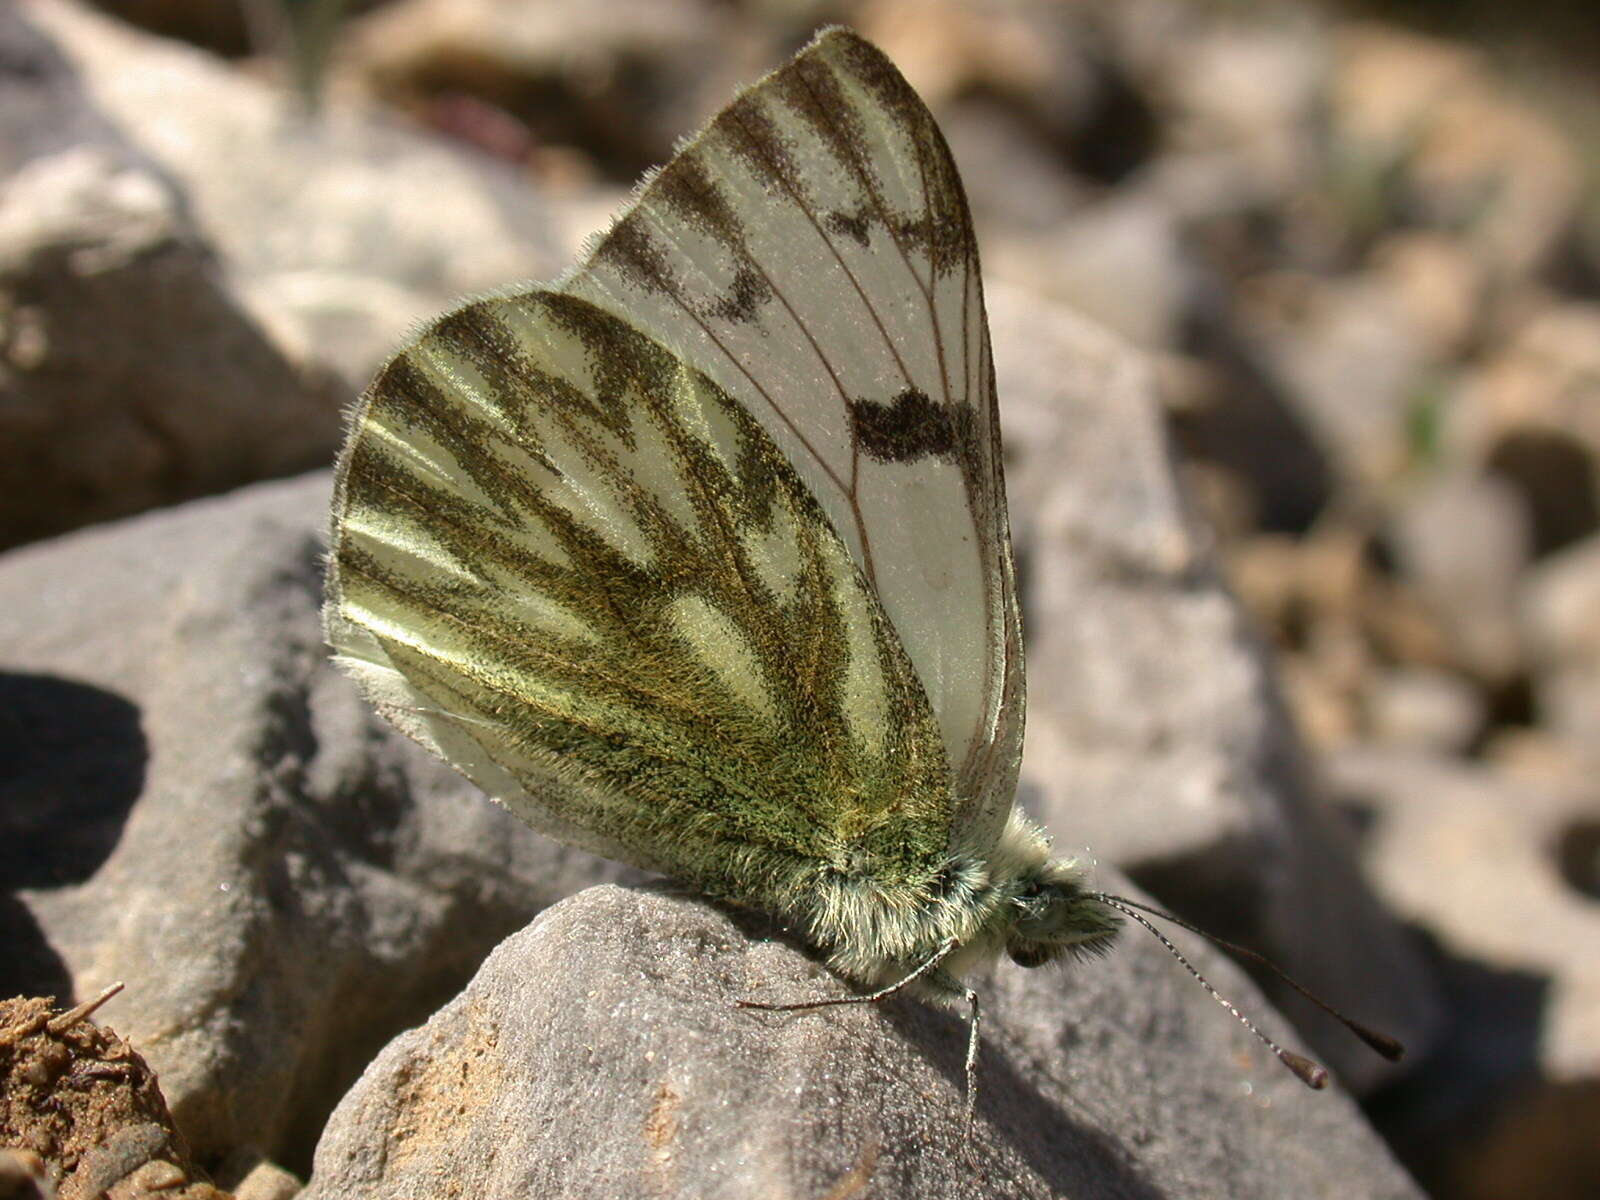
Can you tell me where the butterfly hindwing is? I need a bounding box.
[327,290,955,907]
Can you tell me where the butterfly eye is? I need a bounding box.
[1007,943,1053,969]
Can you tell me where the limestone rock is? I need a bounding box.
[1328,749,1600,1198]
[0,7,340,550]
[0,475,643,1169]
[22,0,568,387]
[301,886,1424,1200]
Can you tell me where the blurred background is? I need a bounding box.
[3,1,1596,1196]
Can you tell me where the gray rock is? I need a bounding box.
[339,0,736,177]
[1446,301,1600,562]
[987,196,1188,350]
[942,101,1094,236]
[0,473,643,1168]
[1522,532,1600,762]
[1327,749,1600,1193]
[991,284,1439,1091]
[0,2,128,172]
[1141,10,1328,219]
[1331,26,1581,280]
[1238,273,1429,490]
[1388,470,1530,683]
[0,6,341,550]
[1367,666,1484,754]
[23,0,567,387]
[302,885,1424,1200]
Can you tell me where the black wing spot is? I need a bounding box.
[849,389,957,462]
[706,266,771,324]
[823,208,872,248]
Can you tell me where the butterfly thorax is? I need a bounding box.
[804,810,1121,992]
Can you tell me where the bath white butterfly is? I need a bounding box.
[326,26,1392,1110]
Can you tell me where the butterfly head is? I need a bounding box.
[1003,863,1121,969]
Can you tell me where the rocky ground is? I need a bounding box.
[2,1,1596,1198]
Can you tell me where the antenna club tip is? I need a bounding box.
[1356,1027,1407,1062]
[1282,1051,1329,1090]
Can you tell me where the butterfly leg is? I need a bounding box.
[736,937,959,1013]
[924,968,981,1130]
[737,943,983,1129]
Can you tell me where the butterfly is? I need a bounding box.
[324,26,1387,1109]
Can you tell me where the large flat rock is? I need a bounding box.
[301,885,1424,1200]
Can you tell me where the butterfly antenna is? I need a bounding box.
[1095,894,1342,1088]
[1096,893,1405,1067]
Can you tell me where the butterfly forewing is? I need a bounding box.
[562,30,1023,852]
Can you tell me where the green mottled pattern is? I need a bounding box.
[328,291,954,909]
